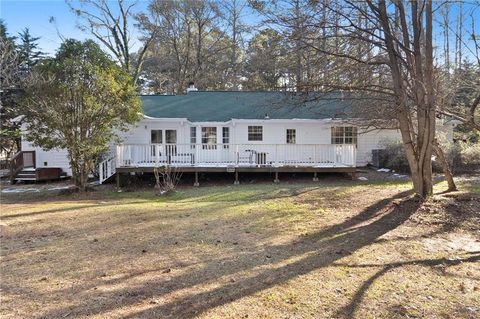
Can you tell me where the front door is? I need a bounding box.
[165,130,177,159]
[150,130,162,162]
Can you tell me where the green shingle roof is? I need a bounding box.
[141,91,351,121]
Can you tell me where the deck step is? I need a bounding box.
[14,168,36,182]
[15,177,37,181]
[17,173,36,177]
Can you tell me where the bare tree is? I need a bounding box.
[140,0,231,93]
[437,1,480,132]
[68,0,157,87]
[250,0,320,90]
[220,0,249,90]
[279,0,440,197]
[154,165,182,195]
[434,1,480,191]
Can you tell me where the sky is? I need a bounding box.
[1,0,479,61]
[0,0,149,55]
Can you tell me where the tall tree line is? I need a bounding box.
[0,21,45,159]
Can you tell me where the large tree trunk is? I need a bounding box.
[405,152,433,199]
[68,152,90,192]
[375,0,436,198]
[433,139,457,192]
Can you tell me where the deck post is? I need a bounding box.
[274,171,280,183]
[116,172,121,190]
[234,171,240,185]
[351,171,357,180]
[194,171,199,187]
[313,171,319,182]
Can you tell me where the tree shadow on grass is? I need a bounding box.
[35,190,423,319]
[333,252,480,318]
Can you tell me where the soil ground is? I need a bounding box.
[1,170,479,318]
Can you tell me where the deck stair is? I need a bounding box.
[14,168,37,182]
[99,157,116,184]
[10,150,67,183]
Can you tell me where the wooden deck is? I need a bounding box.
[109,143,357,186]
[116,143,356,167]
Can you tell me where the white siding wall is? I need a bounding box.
[116,119,190,144]
[20,137,72,175]
[20,117,455,175]
[231,121,402,165]
[231,121,331,144]
[356,129,401,166]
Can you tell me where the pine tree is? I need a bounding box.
[17,28,44,72]
[0,20,22,159]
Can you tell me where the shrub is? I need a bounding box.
[377,139,478,174]
[378,141,410,173]
[448,142,480,173]
[154,166,182,195]
[460,142,480,164]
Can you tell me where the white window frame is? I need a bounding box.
[165,129,177,144]
[222,127,230,149]
[202,127,217,149]
[248,126,263,141]
[190,127,197,148]
[286,129,296,144]
[331,126,358,145]
[151,130,162,144]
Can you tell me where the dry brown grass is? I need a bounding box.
[1,177,479,319]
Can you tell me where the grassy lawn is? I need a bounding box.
[1,177,479,319]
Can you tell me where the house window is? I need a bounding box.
[286,129,296,144]
[202,127,217,149]
[190,127,196,148]
[222,127,229,149]
[151,130,162,144]
[248,126,263,141]
[165,130,177,144]
[331,127,358,145]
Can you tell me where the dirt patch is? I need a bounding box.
[423,233,480,253]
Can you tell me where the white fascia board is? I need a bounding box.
[190,120,234,126]
[140,116,356,125]
[142,115,188,122]
[230,118,335,124]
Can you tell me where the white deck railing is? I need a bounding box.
[116,144,356,168]
[99,157,116,184]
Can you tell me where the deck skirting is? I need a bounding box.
[116,165,356,173]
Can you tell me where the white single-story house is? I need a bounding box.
[14,86,455,185]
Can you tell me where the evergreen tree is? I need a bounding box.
[0,20,22,159]
[17,28,44,72]
[22,39,141,190]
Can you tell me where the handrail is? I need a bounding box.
[99,157,116,184]
[116,143,356,168]
[10,151,36,183]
